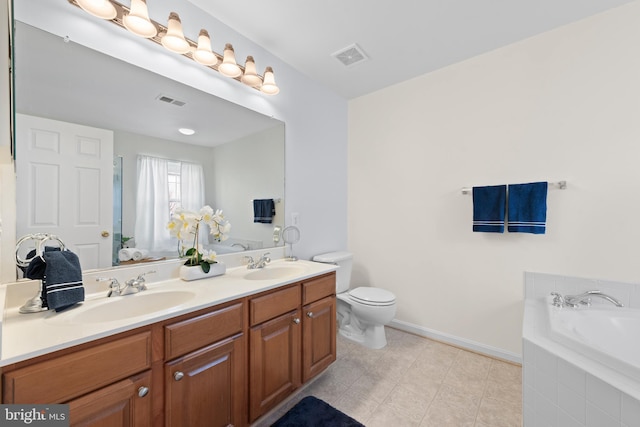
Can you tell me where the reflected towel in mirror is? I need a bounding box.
[253,199,276,224]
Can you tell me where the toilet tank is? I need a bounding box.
[312,251,353,294]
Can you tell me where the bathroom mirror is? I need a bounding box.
[12,21,285,270]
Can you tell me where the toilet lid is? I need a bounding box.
[349,287,396,305]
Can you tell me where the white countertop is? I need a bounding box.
[0,259,337,366]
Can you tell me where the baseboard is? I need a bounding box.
[388,319,522,365]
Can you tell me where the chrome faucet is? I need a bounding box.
[99,270,156,297]
[565,290,624,308]
[551,290,623,308]
[245,252,271,269]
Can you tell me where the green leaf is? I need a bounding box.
[200,262,211,273]
[185,248,197,256]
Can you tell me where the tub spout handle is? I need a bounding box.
[550,292,565,307]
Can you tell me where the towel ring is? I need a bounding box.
[16,233,66,267]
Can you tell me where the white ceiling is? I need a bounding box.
[189,0,634,99]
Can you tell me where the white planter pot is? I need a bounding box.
[179,262,226,281]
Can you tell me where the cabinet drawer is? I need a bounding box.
[250,285,300,326]
[165,302,244,360]
[302,273,336,305]
[3,331,152,404]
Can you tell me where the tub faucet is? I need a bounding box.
[564,290,624,308]
[245,252,270,269]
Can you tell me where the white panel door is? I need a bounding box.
[16,114,114,270]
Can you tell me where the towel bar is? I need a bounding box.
[461,180,567,195]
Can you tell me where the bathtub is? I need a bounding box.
[545,295,640,383]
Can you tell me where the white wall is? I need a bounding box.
[11,0,348,266]
[348,2,640,357]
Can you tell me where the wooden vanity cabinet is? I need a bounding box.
[248,273,337,422]
[2,331,154,426]
[1,271,336,427]
[164,302,246,427]
[68,370,152,427]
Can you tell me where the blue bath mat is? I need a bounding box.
[271,396,365,427]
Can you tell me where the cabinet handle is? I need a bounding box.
[307,311,313,318]
[174,371,185,381]
[292,317,300,324]
[138,386,149,397]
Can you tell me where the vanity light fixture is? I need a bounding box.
[68,0,279,95]
[76,0,116,19]
[218,44,242,78]
[123,0,157,38]
[261,67,280,95]
[241,56,262,88]
[178,128,195,136]
[160,12,190,54]
[193,30,218,66]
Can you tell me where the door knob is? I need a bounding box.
[101,230,110,237]
[138,386,149,397]
[174,371,184,381]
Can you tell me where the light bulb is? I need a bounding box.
[241,56,262,87]
[161,12,190,54]
[193,29,218,66]
[76,0,117,19]
[218,44,242,78]
[260,67,279,95]
[123,0,157,38]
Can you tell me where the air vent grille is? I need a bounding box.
[332,43,368,67]
[156,94,186,106]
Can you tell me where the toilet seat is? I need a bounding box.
[348,287,396,307]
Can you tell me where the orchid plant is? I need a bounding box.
[167,205,231,272]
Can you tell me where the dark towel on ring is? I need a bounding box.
[43,250,85,312]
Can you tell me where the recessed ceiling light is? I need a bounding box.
[179,128,195,135]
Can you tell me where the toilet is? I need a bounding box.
[313,251,396,349]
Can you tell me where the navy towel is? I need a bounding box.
[472,185,507,233]
[43,250,85,312]
[253,199,276,224]
[508,182,548,234]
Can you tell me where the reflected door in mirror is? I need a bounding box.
[16,114,114,269]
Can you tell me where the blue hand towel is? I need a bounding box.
[43,250,85,312]
[253,199,275,224]
[507,182,548,234]
[472,185,507,233]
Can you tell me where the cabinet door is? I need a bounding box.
[249,309,301,422]
[68,370,152,427]
[302,296,337,382]
[165,333,246,427]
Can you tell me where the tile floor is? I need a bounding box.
[254,327,522,427]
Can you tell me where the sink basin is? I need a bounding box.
[243,266,307,281]
[46,291,197,324]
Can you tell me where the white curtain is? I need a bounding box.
[180,162,207,243]
[180,162,205,211]
[134,155,173,252]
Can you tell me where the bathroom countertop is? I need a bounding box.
[0,259,337,367]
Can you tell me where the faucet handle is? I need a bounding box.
[97,277,121,297]
[550,292,565,307]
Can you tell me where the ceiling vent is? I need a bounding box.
[156,94,186,106]
[332,43,368,67]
